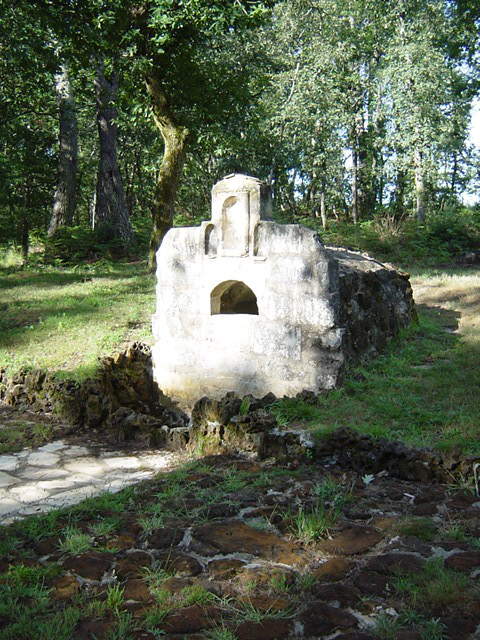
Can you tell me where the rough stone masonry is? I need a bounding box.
[152,174,416,406]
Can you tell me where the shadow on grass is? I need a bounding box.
[0,274,154,343]
[0,262,150,291]
[294,304,480,455]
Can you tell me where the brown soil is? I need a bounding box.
[1,453,479,639]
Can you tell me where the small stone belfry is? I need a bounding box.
[152,174,415,406]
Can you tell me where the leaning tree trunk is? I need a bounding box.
[48,63,77,237]
[93,59,135,245]
[146,72,189,272]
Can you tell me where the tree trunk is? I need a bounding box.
[146,72,189,272]
[21,181,29,266]
[94,58,135,245]
[352,147,358,224]
[320,180,327,231]
[414,146,426,223]
[310,171,318,219]
[450,151,458,197]
[48,63,77,237]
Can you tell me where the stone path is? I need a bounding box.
[0,440,186,525]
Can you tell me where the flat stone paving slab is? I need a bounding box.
[0,440,187,525]
[0,455,21,472]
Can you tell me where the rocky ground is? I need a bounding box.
[1,442,479,640]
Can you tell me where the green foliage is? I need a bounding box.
[309,207,480,267]
[393,558,472,610]
[58,525,92,555]
[398,518,438,542]
[44,227,126,264]
[287,477,348,543]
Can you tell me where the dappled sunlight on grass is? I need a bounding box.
[411,270,480,345]
[272,268,480,455]
[0,262,155,380]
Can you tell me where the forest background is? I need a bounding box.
[2,0,480,271]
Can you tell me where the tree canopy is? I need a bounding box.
[1,0,479,264]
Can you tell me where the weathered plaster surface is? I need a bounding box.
[152,174,415,406]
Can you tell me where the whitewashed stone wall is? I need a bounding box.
[152,174,415,407]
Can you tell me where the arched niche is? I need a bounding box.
[204,223,217,256]
[211,280,259,315]
[220,195,249,255]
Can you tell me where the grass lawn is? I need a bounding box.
[0,260,156,381]
[272,267,480,455]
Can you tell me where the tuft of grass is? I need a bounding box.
[88,516,121,538]
[288,500,337,543]
[203,622,238,640]
[58,525,92,555]
[221,468,248,493]
[105,583,125,614]
[138,513,165,534]
[142,566,170,595]
[393,557,473,610]
[239,396,251,416]
[287,476,349,544]
[397,517,438,542]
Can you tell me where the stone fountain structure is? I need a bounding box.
[152,174,415,407]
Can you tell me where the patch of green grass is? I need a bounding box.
[218,468,248,493]
[373,611,404,639]
[0,421,53,454]
[72,484,136,516]
[142,567,170,595]
[270,397,324,427]
[0,564,63,639]
[106,610,134,640]
[9,509,62,542]
[143,606,169,631]
[58,525,92,555]
[393,557,473,610]
[272,285,480,454]
[397,517,438,542]
[87,598,109,619]
[88,516,121,538]
[203,622,238,640]
[0,261,155,380]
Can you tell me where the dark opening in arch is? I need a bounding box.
[211,280,259,315]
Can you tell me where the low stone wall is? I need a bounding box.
[329,248,417,365]
[1,359,477,483]
[188,393,479,483]
[0,343,189,447]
